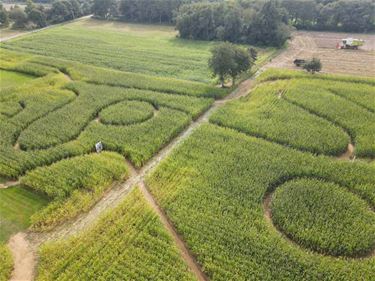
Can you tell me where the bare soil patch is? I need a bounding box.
[338,143,355,161]
[267,31,375,77]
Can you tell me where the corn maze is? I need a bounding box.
[0,19,374,281]
[146,72,375,279]
[0,47,222,243]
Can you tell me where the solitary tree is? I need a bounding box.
[303,57,322,74]
[209,42,253,87]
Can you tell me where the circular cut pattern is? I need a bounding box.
[270,178,375,257]
[99,100,154,126]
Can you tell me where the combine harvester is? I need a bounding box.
[338,38,365,50]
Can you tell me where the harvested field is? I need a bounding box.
[267,31,375,77]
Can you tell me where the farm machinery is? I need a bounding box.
[338,38,365,50]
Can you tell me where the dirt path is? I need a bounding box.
[0,180,20,189]
[139,182,208,281]
[338,143,355,160]
[0,15,92,43]
[8,233,35,281]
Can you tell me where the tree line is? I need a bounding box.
[90,0,374,33]
[1,0,373,41]
[281,0,374,33]
[0,0,91,29]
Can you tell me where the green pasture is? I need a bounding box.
[0,69,34,89]
[0,186,48,242]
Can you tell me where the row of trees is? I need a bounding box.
[91,0,374,33]
[91,0,291,47]
[176,1,290,47]
[0,0,91,29]
[281,0,374,33]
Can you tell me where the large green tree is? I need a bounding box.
[209,42,253,87]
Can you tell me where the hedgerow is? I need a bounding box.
[0,244,13,281]
[271,178,375,257]
[147,124,375,280]
[210,80,349,156]
[21,152,128,229]
[99,100,154,126]
[37,188,196,281]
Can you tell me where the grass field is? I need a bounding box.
[0,69,34,89]
[0,186,48,242]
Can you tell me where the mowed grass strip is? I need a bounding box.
[0,186,48,242]
[0,69,34,89]
[37,188,196,281]
[146,124,375,280]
